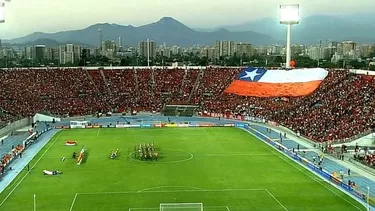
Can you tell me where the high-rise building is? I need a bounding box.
[58,44,81,64]
[342,41,356,56]
[24,46,33,59]
[139,40,156,58]
[215,41,235,59]
[360,44,375,57]
[73,45,82,62]
[44,47,56,61]
[101,40,116,59]
[236,43,252,57]
[308,46,323,61]
[34,45,45,63]
[102,40,116,52]
[171,46,180,55]
[59,45,66,64]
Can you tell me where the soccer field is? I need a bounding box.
[0,127,366,211]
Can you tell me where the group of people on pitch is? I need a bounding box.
[134,143,159,161]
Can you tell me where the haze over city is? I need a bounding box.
[1,0,374,39]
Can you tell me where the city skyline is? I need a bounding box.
[0,0,374,39]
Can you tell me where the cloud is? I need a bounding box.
[0,0,373,39]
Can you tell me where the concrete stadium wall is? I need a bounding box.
[0,117,31,136]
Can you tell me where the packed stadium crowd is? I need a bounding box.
[0,67,374,143]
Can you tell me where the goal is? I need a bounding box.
[159,203,203,211]
[141,121,162,128]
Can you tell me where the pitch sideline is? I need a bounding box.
[0,130,64,207]
[242,127,364,211]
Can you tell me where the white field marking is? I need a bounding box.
[97,128,100,136]
[137,186,206,193]
[129,206,229,211]
[69,193,78,211]
[78,188,267,195]
[265,189,289,211]
[0,130,64,207]
[44,155,109,159]
[129,208,157,211]
[243,127,365,211]
[46,153,273,160]
[202,128,211,136]
[193,153,275,157]
[6,172,24,190]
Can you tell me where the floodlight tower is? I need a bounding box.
[147,38,150,67]
[0,1,6,23]
[279,4,300,68]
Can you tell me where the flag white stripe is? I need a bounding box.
[257,68,328,83]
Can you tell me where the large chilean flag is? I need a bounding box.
[224,67,328,97]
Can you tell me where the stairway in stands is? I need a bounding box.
[99,69,113,96]
[188,68,204,103]
[85,69,112,110]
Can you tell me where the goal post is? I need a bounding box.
[141,121,162,128]
[159,203,203,211]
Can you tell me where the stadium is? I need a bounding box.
[0,65,374,211]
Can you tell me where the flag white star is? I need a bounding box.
[240,69,260,81]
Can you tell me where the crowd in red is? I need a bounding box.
[0,67,374,143]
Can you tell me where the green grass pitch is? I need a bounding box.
[0,128,366,211]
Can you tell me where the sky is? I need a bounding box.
[0,0,374,39]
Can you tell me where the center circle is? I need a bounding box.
[129,149,193,164]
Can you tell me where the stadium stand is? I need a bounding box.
[0,67,374,144]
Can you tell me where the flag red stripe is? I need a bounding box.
[224,80,323,97]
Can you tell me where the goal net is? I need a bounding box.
[159,203,203,211]
[141,121,162,128]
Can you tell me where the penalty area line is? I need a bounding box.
[265,189,289,211]
[97,128,100,136]
[69,193,78,211]
[0,130,64,207]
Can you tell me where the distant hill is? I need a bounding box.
[204,15,375,44]
[6,15,375,47]
[4,38,92,48]
[6,17,277,47]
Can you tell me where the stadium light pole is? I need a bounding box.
[0,1,5,24]
[279,4,300,68]
[147,38,150,67]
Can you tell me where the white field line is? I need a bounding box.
[97,128,101,136]
[44,153,274,159]
[0,130,64,207]
[78,188,267,195]
[244,127,364,211]
[137,186,206,193]
[265,189,289,211]
[6,172,24,190]
[73,189,278,211]
[193,153,275,157]
[202,128,211,136]
[69,193,78,211]
[128,206,229,211]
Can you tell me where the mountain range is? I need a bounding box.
[4,15,375,47]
